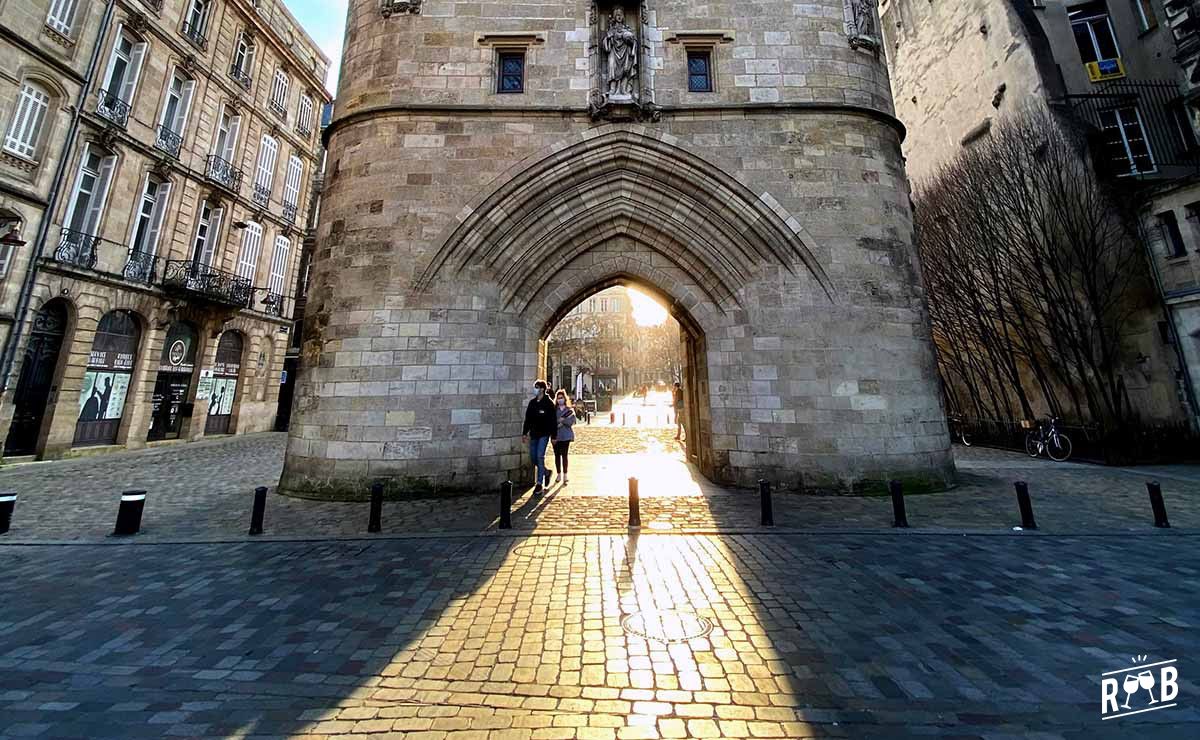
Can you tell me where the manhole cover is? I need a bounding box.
[511,543,572,559]
[621,610,713,643]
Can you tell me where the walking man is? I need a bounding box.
[522,379,557,494]
[673,381,685,441]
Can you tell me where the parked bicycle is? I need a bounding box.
[1024,416,1073,462]
[948,414,971,447]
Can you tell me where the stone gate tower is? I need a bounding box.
[281,0,955,497]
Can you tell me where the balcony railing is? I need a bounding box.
[268,98,287,120]
[162,260,254,308]
[140,0,163,13]
[252,182,271,207]
[260,291,286,317]
[122,249,159,284]
[1167,0,1200,57]
[95,89,130,128]
[154,124,183,158]
[52,228,99,270]
[282,201,298,224]
[1067,79,1200,178]
[296,121,312,138]
[206,154,243,193]
[229,63,252,90]
[181,20,207,50]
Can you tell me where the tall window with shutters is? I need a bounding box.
[269,69,290,119]
[252,135,279,206]
[4,81,52,161]
[45,0,79,38]
[281,155,303,223]
[191,201,223,267]
[296,95,314,136]
[129,176,171,256]
[155,70,195,158]
[236,222,264,282]
[65,144,117,238]
[267,234,291,297]
[97,29,148,127]
[213,105,241,163]
[230,32,255,89]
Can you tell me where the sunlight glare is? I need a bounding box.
[627,287,668,327]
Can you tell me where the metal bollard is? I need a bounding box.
[1147,481,1170,529]
[249,486,268,535]
[628,477,641,528]
[610,412,615,424]
[622,413,627,426]
[368,482,384,533]
[0,493,15,535]
[1014,481,1037,530]
[113,490,147,536]
[759,480,774,527]
[889,480,909,528]
[499,480,513,530]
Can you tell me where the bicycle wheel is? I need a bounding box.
[1046,432,1073,462]
[1024,431,1041,457]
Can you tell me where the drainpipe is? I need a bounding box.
[0,0,118,394]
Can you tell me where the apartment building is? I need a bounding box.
[0,0,331,459]
[880,0,1200,425]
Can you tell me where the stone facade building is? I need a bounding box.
[0,0,331,459]
[880,0,1200,426]
[282,0,954,497]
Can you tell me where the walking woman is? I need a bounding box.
[553,389,577,485]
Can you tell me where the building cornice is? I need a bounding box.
[322,102,907,147]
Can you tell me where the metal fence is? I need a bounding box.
[956,417,1200,465]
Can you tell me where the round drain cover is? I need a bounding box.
[511,543,572,559]
[621,610,713,643]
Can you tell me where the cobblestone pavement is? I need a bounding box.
[1,533,1195,738]
[0,432,1198,542]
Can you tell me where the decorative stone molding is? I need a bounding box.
[41,23,75,48]
[665,30,735,47]
[1,150,39,174]
[843,0,881,53]
[475,32,546,47]
[126,10,150,35]
[179,53,199,74]
[380,0,422,17]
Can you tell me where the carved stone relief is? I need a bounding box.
[844,0,881,53]
[380,0,422,17]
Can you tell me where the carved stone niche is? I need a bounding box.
[844,0,881,54]
[589,1,658,122]
[381,0,422,17]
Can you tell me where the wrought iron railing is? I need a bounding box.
[296,121,312,138]
[140,0,164,12]
[206,154,243,192]
[162,260,254,307]
[229,63,252,90]
[282,201,298,224]
[154,124,183,158]
[1067,79,1200,177]
[252,182,271,207]
[260,291,286,317]
[122,249,158,284]
[268,97,287,119]
[181,20,207,50]
[52,227,99,269]
[95,89,130,128]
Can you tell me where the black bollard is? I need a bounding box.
[113,490,147,536]
[628,477,641,528]
[759,480,774,527]
[622,413,627,426]
[1147,481,1170,529]
[889,480,909,528]
[0,493,14,535]
[368,482,384,533]
[1014,481,1037,530]
[249,486,268,535]
[499,480,513,530]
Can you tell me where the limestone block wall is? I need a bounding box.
[282,0,953,498]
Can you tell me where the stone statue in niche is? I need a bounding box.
[602,7,639,99]
[844,0,880,52]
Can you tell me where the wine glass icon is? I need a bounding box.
[1121,673,1141,709]
[1138,670,1158,704]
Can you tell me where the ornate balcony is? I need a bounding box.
[95,89,130,128]
[252,182,271,207]
[154,124,183,158]
[52,228,99,269]
[181,20,207,51]
[122,249,158,284]
[268,98,287,120]
[282,201,298,224]
[260,291,286,318]
[206,155,242,193]
[229,63,252,90]
[162,260,254,308]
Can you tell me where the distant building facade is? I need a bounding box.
[0,0,331,458]
[881,0,1200,425]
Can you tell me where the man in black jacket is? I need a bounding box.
[522,379,557,493]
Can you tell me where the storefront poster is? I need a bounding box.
[208,378,236,416]
[195,370,214,401]
[78,371,131,422]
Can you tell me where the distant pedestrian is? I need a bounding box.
[522,379,556,494]
[552,389,577,485]
[673,381,685,440]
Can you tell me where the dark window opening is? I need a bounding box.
[497,51,525,94]
[1167,99,1198,155]
[687,50,713,93]
[1069,1,1121,65]
[1158,210,1187,257]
